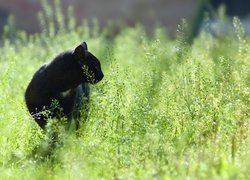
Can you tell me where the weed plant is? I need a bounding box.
[0,1,249,179]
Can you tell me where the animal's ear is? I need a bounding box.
[82,41,88,51]
[73,42,88,60]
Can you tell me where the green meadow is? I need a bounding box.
[0,2,249,179]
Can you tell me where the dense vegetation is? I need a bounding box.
[0,2,249,179]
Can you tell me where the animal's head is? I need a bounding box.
[73,42,104,84]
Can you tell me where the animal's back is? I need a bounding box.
[25,64,49,111]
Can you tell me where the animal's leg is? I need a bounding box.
[74,83,90,132]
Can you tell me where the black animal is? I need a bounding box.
[25,42,104,130]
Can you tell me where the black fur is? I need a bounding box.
[25,42,104,129]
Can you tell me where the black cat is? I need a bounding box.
[25,42,104,130]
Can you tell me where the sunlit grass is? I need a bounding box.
[0,2,250,179]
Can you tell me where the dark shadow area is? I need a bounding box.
[0,9,8,34]
[189,0,250,43]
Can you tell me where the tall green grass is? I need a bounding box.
[0,1,250,179]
